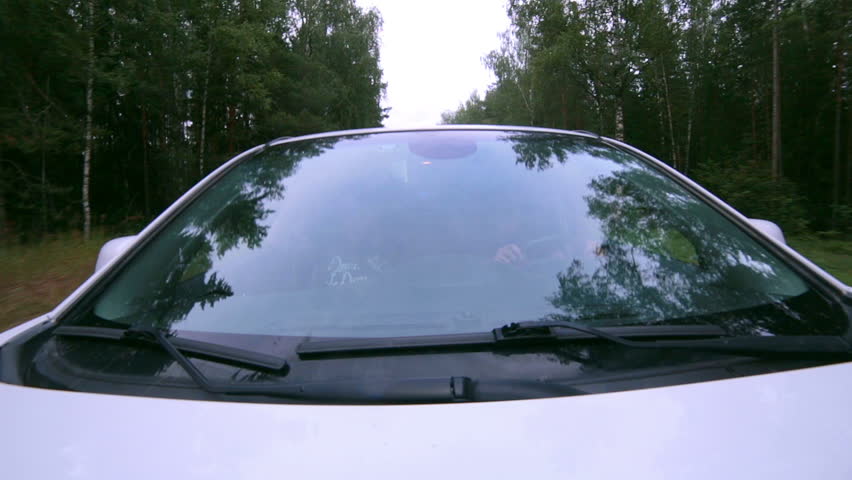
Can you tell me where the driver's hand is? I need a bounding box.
[494,243,525,264]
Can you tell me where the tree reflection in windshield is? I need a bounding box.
[545,165,842,336]
[508,133,621,170]
[89,130,844,342]
[122,139,340,329]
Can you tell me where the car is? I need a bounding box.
[2,125,851,479]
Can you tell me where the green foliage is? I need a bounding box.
[0,229,110,330]
[0,0,386,240]
[446,0,851,233]
[787,236,852,284]
[828,205,852,235]
[441,92,490,124]
[692,159,809,234]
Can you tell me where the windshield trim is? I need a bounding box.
[263,124,601,148]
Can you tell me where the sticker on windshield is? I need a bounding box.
[327,256,368,286]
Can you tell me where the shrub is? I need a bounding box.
[692,159,809,235]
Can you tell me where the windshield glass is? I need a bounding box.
[76,130,844,339]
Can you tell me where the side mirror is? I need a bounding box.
[748,219,786,245]
[94,235,137,272]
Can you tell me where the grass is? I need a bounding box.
[0,232,849,334]
[787,236,852,285]
[0,231,108,332]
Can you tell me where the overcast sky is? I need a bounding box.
[355,0,510,128]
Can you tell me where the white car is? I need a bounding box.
[2,126,851,479]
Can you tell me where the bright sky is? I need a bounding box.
[355,0,510,128]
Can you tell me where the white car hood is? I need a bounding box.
[2,357,851,479]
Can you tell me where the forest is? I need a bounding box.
[1,0,851,328]
[1,0,850,242]
[444,0,851,236]
[0,0,385,241]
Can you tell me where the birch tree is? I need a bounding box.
[82,0,95,240]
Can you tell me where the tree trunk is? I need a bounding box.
[615,98,624,141]
[833,40,845,228]
[661,62,678,170]
[596,95,604,134]
[82,0,95,240]
[515,70,534,126]
[41,77,49,234]
[0,157,6,238]
[766,91,772,165]
[572,93,579,131]
[124,150,131,213]
[199,42,212,178]
[142,107,150,217]
[685,91,694,174]
[41,113,47,233]
[658,99,666,156]
[172,72,183,191]
[752,93,759,163]
[227,104,236,155]
[0,190,5,239]
[771,0,782,181]
[846,98,851,206]
[844,1,851,208]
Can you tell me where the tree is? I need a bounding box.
[0,0,386,241]
[82,0,95,240]
[446,0,850,233]
[771,0,782,181]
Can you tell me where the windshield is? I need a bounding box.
[76,130,843,339]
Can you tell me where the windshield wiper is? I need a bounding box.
[53,325,504,403]
[55,325,310,397]
[298,322,729,357]
[54,325,288,370]
[495,319,852,357]
[298,319,852,359]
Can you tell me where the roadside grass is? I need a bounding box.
[787,236,852,285]
[0,231,108,332]
[0,232,849,333]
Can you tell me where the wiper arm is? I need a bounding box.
[298,323,729,357]
[55,325,310,397]
[54,325,500,403]
[498,319,852,357]
[54,325,288,370]
[298,318,852,359]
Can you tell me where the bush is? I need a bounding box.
[692,159,809,235]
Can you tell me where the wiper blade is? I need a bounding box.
[498,319,852,357]
[54,325,497,403]
[299,318,852,359]
[54,325,287,371]
[297,323,729,357]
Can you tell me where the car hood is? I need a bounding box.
[2,357,852,479]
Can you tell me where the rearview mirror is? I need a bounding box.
[748,219,786,245]
[94,235,137,272]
